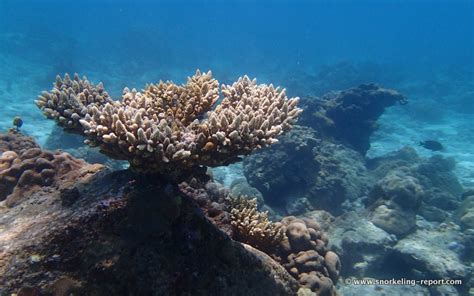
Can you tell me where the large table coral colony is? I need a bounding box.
[35,71,302,174]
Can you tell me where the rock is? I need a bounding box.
[392,225,468,280]
[368,168,424,210]
[244,126,370,214]
[325,212,396,277]
[457,195,474,229]
[301,210,335,232]
[461,211,474,229]
[286,197,313,216]
[0,168,300,295]
[370,201,416,237]
[229,178,264,206]
[299,83,406,154]
[336,277,430,295]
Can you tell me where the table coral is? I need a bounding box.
[36,71,302,175]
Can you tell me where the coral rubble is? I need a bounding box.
[36,71,302,175]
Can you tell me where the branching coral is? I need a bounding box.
[36,71,301,174]
[228,196,284,253]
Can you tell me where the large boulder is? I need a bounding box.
[299,83,406,154]
[0,167,300,295]
[244,126,370,215]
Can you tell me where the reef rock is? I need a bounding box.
[299,83,406,154]
[367,148,463,224]
[323,211,397,277]
[0,167,302,295]
[390,223,468,294]
[0,129,39,153]
[244,126,370,215]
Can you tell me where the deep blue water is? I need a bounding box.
[0,0,473,179]
[1,0,473,85]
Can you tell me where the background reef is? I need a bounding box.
[1,0,473,295]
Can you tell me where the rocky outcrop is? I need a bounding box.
[243,126,370,215]
[299,83,406,154]
[0,167,303,295]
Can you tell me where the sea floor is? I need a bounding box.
[1,51,472,187]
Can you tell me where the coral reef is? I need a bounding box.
[244,126,320,207]
[299,83,406,154]
[36,71,302,175]
[228,196,284,253]
[180,180,341,295]
[244,126,369,214]
[368,148,463,225]
[367,168,423,236]
[0,131,96,207]
[0,169,300,295]
[277,216,340,296]
[0,129,39,153]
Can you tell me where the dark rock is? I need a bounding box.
[244,126,370,215]
[0,169,300,295]
[299,84,406,154]
[391,224,468,281]
[324,212,396,277]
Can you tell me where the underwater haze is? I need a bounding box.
[2,0,473,181]
[1,0,474,295]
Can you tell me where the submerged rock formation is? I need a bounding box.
[299,83,406,154]
[180,180,341,295]
[244,126,370,214]
[0,132,302,295]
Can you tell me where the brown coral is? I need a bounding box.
[228,196,284,253]
[0,146,88,207]
[277,216,339,295]
[36,71,302,175]
[0,129,39,154]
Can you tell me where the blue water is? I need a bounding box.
[1,0,473,176]
[1,1,474,294]
[1,0,473,82]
